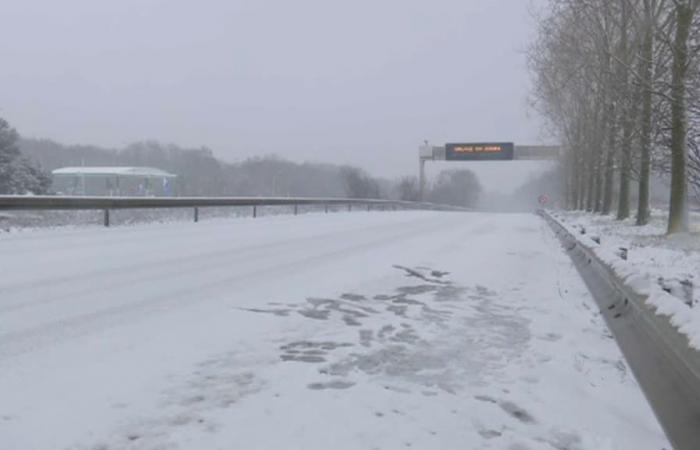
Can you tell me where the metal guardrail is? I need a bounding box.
[0,195,467,227]
[540,210,700,450]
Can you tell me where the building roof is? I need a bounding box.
[52,167,177,178]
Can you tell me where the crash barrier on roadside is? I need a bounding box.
[0,195,469,227]
[539,209,700,450]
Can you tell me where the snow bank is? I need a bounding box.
[551,210,700,350]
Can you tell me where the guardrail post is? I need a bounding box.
[253,205,257,218]
[194,207,199,223]
[104,209,110,227]
[348,204,352,212]
[294,204,298,215]
[367,204,371,212]
[324,204,328,213]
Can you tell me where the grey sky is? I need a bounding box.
[1,0,549,192]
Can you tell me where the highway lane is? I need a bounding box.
[0,211,669,449]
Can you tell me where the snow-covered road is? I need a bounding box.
[0,211,669,449]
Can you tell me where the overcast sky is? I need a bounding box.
[1,0,550,192]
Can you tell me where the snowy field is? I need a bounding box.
[0,211,669,449]
[553,209,700,351]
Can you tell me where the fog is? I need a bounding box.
[1,0,547,192]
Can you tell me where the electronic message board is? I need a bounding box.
[445,142,514,161]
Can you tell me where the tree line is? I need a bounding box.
[1,117,482,208]
[529,0,700,233]
[396,172,481,209]
[19,137,380,199]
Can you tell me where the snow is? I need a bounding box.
[0,211,669,449]
[552,209,700,350]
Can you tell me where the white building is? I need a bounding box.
[52,167,178,196]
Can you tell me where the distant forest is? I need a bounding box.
[0,112,483,208]
[19,138,388,199]
[16,136,483,208]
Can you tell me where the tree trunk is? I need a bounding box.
[566,157,576,209]
[616,0,631,220]
[618,104,635,220]
[572,158,581,209]
[637,0,654,226]
[602,105,615,215]
[595,96,609,214]
[594,160,603,212]
[575,156,584,210]
[603,148,615,214]
[617,138,632,220]
[578,167,586,210]
[586,158,595,211]
[667,2,693,234]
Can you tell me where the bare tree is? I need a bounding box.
[529,0,700,235]
[666,0,699,233]
[427,170,481,208]
[396,176,420,201]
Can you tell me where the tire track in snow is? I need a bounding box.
[0,213,480,359]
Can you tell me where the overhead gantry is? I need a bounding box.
[418,142,561,200]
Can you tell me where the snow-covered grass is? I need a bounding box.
[0,211,668,449]
[552,209,700,350]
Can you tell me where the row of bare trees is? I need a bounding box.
[529,0,700,234]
